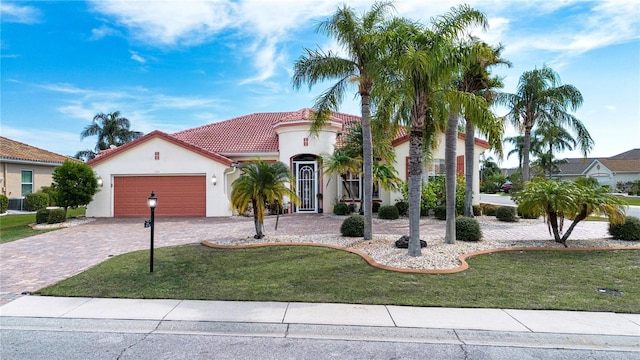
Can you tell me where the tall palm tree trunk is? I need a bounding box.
[445,111,458,244]
[408,94,427,256]
[463,120,475,217]
[522,125,532,181]
[361,91,374,240]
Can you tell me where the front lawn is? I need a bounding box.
[0,207,86,244]
[615,195,640,207]
[37,245,640,313]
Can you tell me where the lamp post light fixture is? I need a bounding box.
[144,191,157,273]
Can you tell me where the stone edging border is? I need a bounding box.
[200,240,639,274]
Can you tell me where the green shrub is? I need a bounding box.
[340,215,364,237]
[434,205,446,220]
[378,205,399,220]
[36,209,50,224]
[0,194,8,213]
[517,204,540,219]
[472,205,482,216]
[372,202,381,213]
[40,186,57,206]
[609,216,640,241]
[47,208,66,224]
[24,192,49,211]
[456,216,482,241]
[394,200,408,216]
[496,206,517,222]
[333,202,350,215]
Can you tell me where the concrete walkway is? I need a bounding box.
[1,296,638,351]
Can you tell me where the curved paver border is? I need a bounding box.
[201,240,639,274]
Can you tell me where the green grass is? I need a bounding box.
[37,245,640,313]
[615,195,640,207]
[0,207,86,244]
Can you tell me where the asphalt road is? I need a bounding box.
[2,319,638,360]
[480,194,640,218]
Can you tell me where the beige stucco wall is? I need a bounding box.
[86,137,231,217]
[1,162,59,198]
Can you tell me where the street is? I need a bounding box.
[2,317,637,360]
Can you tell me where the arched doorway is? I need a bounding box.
[292,154,320,213]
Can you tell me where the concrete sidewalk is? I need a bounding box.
[1,296,638,351]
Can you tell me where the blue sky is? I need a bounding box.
[1,0,639,167]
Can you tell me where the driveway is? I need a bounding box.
[0,214,613,305]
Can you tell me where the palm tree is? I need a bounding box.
[513,179,625,247]
[292,1,394,240]
[458,42,510,217]
[76,111,143,160]
[230,160,297,239]
[498,66,585,181]
[379,6,488,253]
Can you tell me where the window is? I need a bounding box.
[21,170,33,196]
[340,172,380,200]
[422,159,446,182]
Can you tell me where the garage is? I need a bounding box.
[114,175,206,217]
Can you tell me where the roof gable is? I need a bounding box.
[88,130,233,167]
[0,136,76,164]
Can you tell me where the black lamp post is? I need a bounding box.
[144,191,157,273]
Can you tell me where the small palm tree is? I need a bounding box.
[512,179,625,247]
[231,161,297,239]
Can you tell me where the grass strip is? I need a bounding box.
[0,208,86,244]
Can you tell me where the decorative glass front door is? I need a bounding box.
[296,162,316,212]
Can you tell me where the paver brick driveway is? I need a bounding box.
[0,214,611,305]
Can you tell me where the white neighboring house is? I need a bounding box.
[554,149,640,189]
[86,109,489,217]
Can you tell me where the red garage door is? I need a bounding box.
[114,176,206,217]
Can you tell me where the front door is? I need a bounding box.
[295,161,316,212]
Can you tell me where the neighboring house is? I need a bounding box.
[86,109,489,218]
[0,136,75,210]
[554,149,640,188]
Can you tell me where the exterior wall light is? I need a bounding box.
[97,176,103,187]
[211,174,217,186]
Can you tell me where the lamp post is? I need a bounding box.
[144,191,157,273]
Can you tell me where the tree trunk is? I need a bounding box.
[408,92,426,256]
[463,119,475,217]
[252,199,264,239]
[522,125,532,181]
[360,92,374,241]
[444,111,458,244]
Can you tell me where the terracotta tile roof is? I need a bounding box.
[0,136,76,164]
[172,108,362,154]
[88,130,233,167]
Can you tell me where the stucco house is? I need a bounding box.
[0,136,76,210]
[554,149,640,188]
[86,109,489,217]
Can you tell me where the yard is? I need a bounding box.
[37,244,640,313]
[0,207,86,244]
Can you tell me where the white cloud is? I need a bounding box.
[0,3,42,24]
[90,25,120,40]
[129,50,146,64]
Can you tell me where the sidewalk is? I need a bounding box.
[1,296,639,351]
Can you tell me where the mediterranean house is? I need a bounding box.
[553,149,640,188]
[0,136,76,210]
[86,109,489,217]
